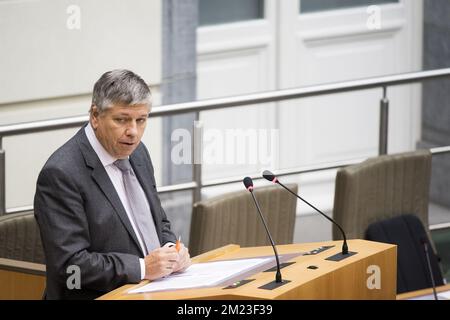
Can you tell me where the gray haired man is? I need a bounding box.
[34,70,191,300]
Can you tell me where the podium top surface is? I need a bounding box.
[98,239,396,300]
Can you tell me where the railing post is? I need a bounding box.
[379,86,389,155]
[0,137,5,215]
[192,112,202,204]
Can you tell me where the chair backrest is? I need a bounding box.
[365,214,444,294]
[333,150,431,241]
[0,211,45,264]
[189,183,298,256]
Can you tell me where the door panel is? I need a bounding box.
[197,1,277,182]
[277,0,421,212]
[196,0,422,211]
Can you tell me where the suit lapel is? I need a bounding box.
[130,149,163,243]
[76,128,144,256]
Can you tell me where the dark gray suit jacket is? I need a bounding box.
[34,126,176,300]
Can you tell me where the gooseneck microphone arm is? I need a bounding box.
[263,170,349,255]
[243,177,283,283]
[278,182,348,255]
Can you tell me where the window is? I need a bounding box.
[300,0,398,13]
[199,0,264,26]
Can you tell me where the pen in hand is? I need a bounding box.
[175,236,181,252]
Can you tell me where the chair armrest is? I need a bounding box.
[0,258,46,275]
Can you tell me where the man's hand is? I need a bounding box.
[144,247,178,280]
[172,243,192,273]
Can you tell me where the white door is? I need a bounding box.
[197,0,278,190]
[277,0,422,212]
[196,0,422,209]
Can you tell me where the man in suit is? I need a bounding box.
[34,69,191,299]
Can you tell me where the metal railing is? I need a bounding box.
[1,68,450,215]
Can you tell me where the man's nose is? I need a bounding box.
[126,121,138,136]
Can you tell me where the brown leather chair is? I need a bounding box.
[332,150,432,242]
[0,211,46,299]
[189,183,298,256]
[0,211,45,264]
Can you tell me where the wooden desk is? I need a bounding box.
[98,239,396,300]
[396,284,450,300]
[0,258,46,300]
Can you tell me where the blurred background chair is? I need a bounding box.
[189,183,298,256]
[365,214,444,294]
[0,211,45,263]
[332,149,448,294]
[0,211,46,299]
[332,150,432,242]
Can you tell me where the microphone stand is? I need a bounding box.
[248,190,283,283]
[422,240,438,300]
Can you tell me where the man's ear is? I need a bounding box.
[90,105,100,129]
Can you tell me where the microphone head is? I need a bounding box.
[262,170,278,183]
[243,176,254,191]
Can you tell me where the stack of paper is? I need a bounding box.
[128,257,272,294]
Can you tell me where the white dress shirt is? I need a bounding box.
[85,123,148,279]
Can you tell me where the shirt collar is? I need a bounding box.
[85,122,117,167]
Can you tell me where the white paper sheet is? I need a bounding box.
[128,257,272,294]
[409,289,450,300]
[437,290,450,300]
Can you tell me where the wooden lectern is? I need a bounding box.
[98,239,397,300]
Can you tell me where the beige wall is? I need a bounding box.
[0,0,163,209]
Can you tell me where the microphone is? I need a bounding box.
[420,237,438,300]
[243,177,283,284]
[262,170,349,255]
